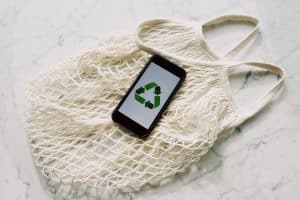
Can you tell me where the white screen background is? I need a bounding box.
[118,62,180,128]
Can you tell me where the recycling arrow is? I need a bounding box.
[134,82,161,109]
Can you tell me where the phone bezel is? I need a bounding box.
[112,55,186,138]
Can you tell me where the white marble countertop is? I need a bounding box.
[1,0,300,199]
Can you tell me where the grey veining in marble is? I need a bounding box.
[1,0,300,199]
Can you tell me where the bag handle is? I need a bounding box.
[225,61,285,130]
[201,15,260,60]
[135,15,260,62]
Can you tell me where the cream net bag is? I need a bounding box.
[25,15,284,192]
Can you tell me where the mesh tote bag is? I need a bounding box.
[25,14,284,192]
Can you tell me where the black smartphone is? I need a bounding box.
[112,55,186,138]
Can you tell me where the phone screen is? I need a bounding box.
[118,62,180,129]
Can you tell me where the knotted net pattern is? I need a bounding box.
[25,20,239,192]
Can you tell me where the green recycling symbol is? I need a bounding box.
[135,82,161,109]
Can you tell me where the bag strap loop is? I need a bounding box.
[135,15,260,62]
[201,14,260,60]
[225,61,285,130]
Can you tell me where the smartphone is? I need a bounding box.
[112,55,186,138]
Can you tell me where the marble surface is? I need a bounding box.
[1,0,300,199]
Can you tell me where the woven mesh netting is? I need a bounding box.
[25,19,238,192]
